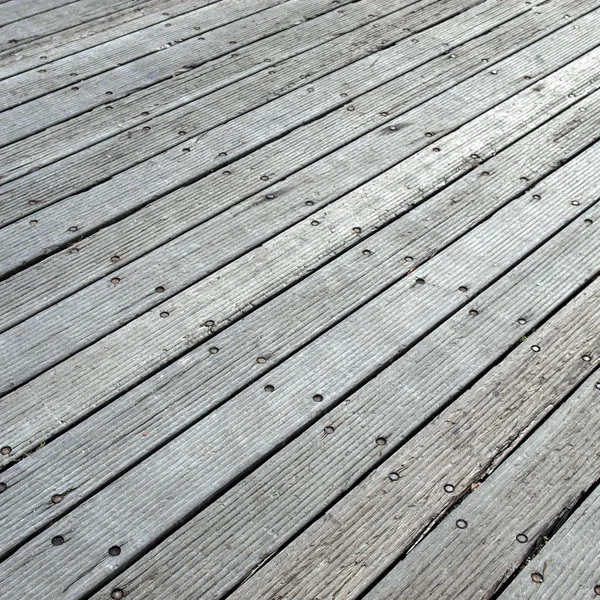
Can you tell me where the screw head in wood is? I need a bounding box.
[415,278,425,285]
[266,194,275,199]
[352,227,362,234]
[313,394,323,402]
[324,426,335,435]
[455,519,468,529]
[458,286,468,293]
[159,312,169,318]
[111,589,125,600]
[0,446,11,455]
[362,249,372,256]
[264,385,275,393]
[256,357,267,364]
[376,437,387,446]
[531,345,540,352]
[582,355,591,362]
[518,318,527,325]
[155,286,165,293]
[51,535,64,546]
[469,309,479,317]
[209,347,219,355]
[443,484,454,493]
[0,482,7,493]
[111,278,120,285]
[516,533,528,543]
[110,255,120,263]
[108,546,121,556]
[51,494,63,504]
[531,572,544,584]
[388,472,400,481]
[593,584,600,595]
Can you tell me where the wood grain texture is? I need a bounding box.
[0,0,427,146]
[2,92,597,554]
[2,147,599,598]
[364,369,600,600]
[0,0,220,79]
[2,41,598,463]
[0,0,581,331]
[228,283,600,600]
[498,484,600,600]
[0,0,323,110]
[0,0,465,213]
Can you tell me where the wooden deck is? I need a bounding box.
[0,0,599,598]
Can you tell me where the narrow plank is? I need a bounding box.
[0,0,155,49]
[3,198,598,599]
[0,0,220,80]
[0,0,428,145]
[362,370,600,600]
[498,484,600,600]
[2,94,597,554]
[0,0,460,192]
[0,0,559,329]
[1,46,598,459]
[90,279,599,600]
[0,0,326,110]
[0,0,84,26]
[0,1,594,261]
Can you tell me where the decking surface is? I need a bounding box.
[0,0,599,598]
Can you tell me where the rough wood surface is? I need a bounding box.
[0,0,220,79]
[1,1,599,597]
[0,0,465,211]
[0,0,582,332]
[498,484,600,600]
[3,156,599,600]
[2,88,598,556]
[363,369,600,600]
[227,282,600,600]
[2,42,598,462]
[2,123,598,555]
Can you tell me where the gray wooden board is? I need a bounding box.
[0,0,83,23]
[0,0,427,145]
[361,370,600,600]
[497,484,600,600]
[0,1,560,331]
[1,48,598,461]
[0,0,464,207]
[0,0,329,110]
[0,0,155,49]
[0,0,454,185]
[91,281,600,600]
[3,197,599,599]
[2,96,597,555]
[0,22,598,391]
[0,0,221,79]
[0,2,596,264]
[2,112,598,554]
[0,0,84,26]
[0,0,440,186]
[0,0,591,335]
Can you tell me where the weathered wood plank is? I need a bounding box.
[1,45,598,459]
[91,282,599,600]
[0,0,220,79]
[0,0,430,145]
[362,370,600,600]
[0,0,156,49]
[1,93,596,555]
[0,0,561,329]
[0,0,329,110]
[0,0,85,26]
[498,484,600,600]
[1,2,596,260]
[0,0,466,203]
[4,199,598,599]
